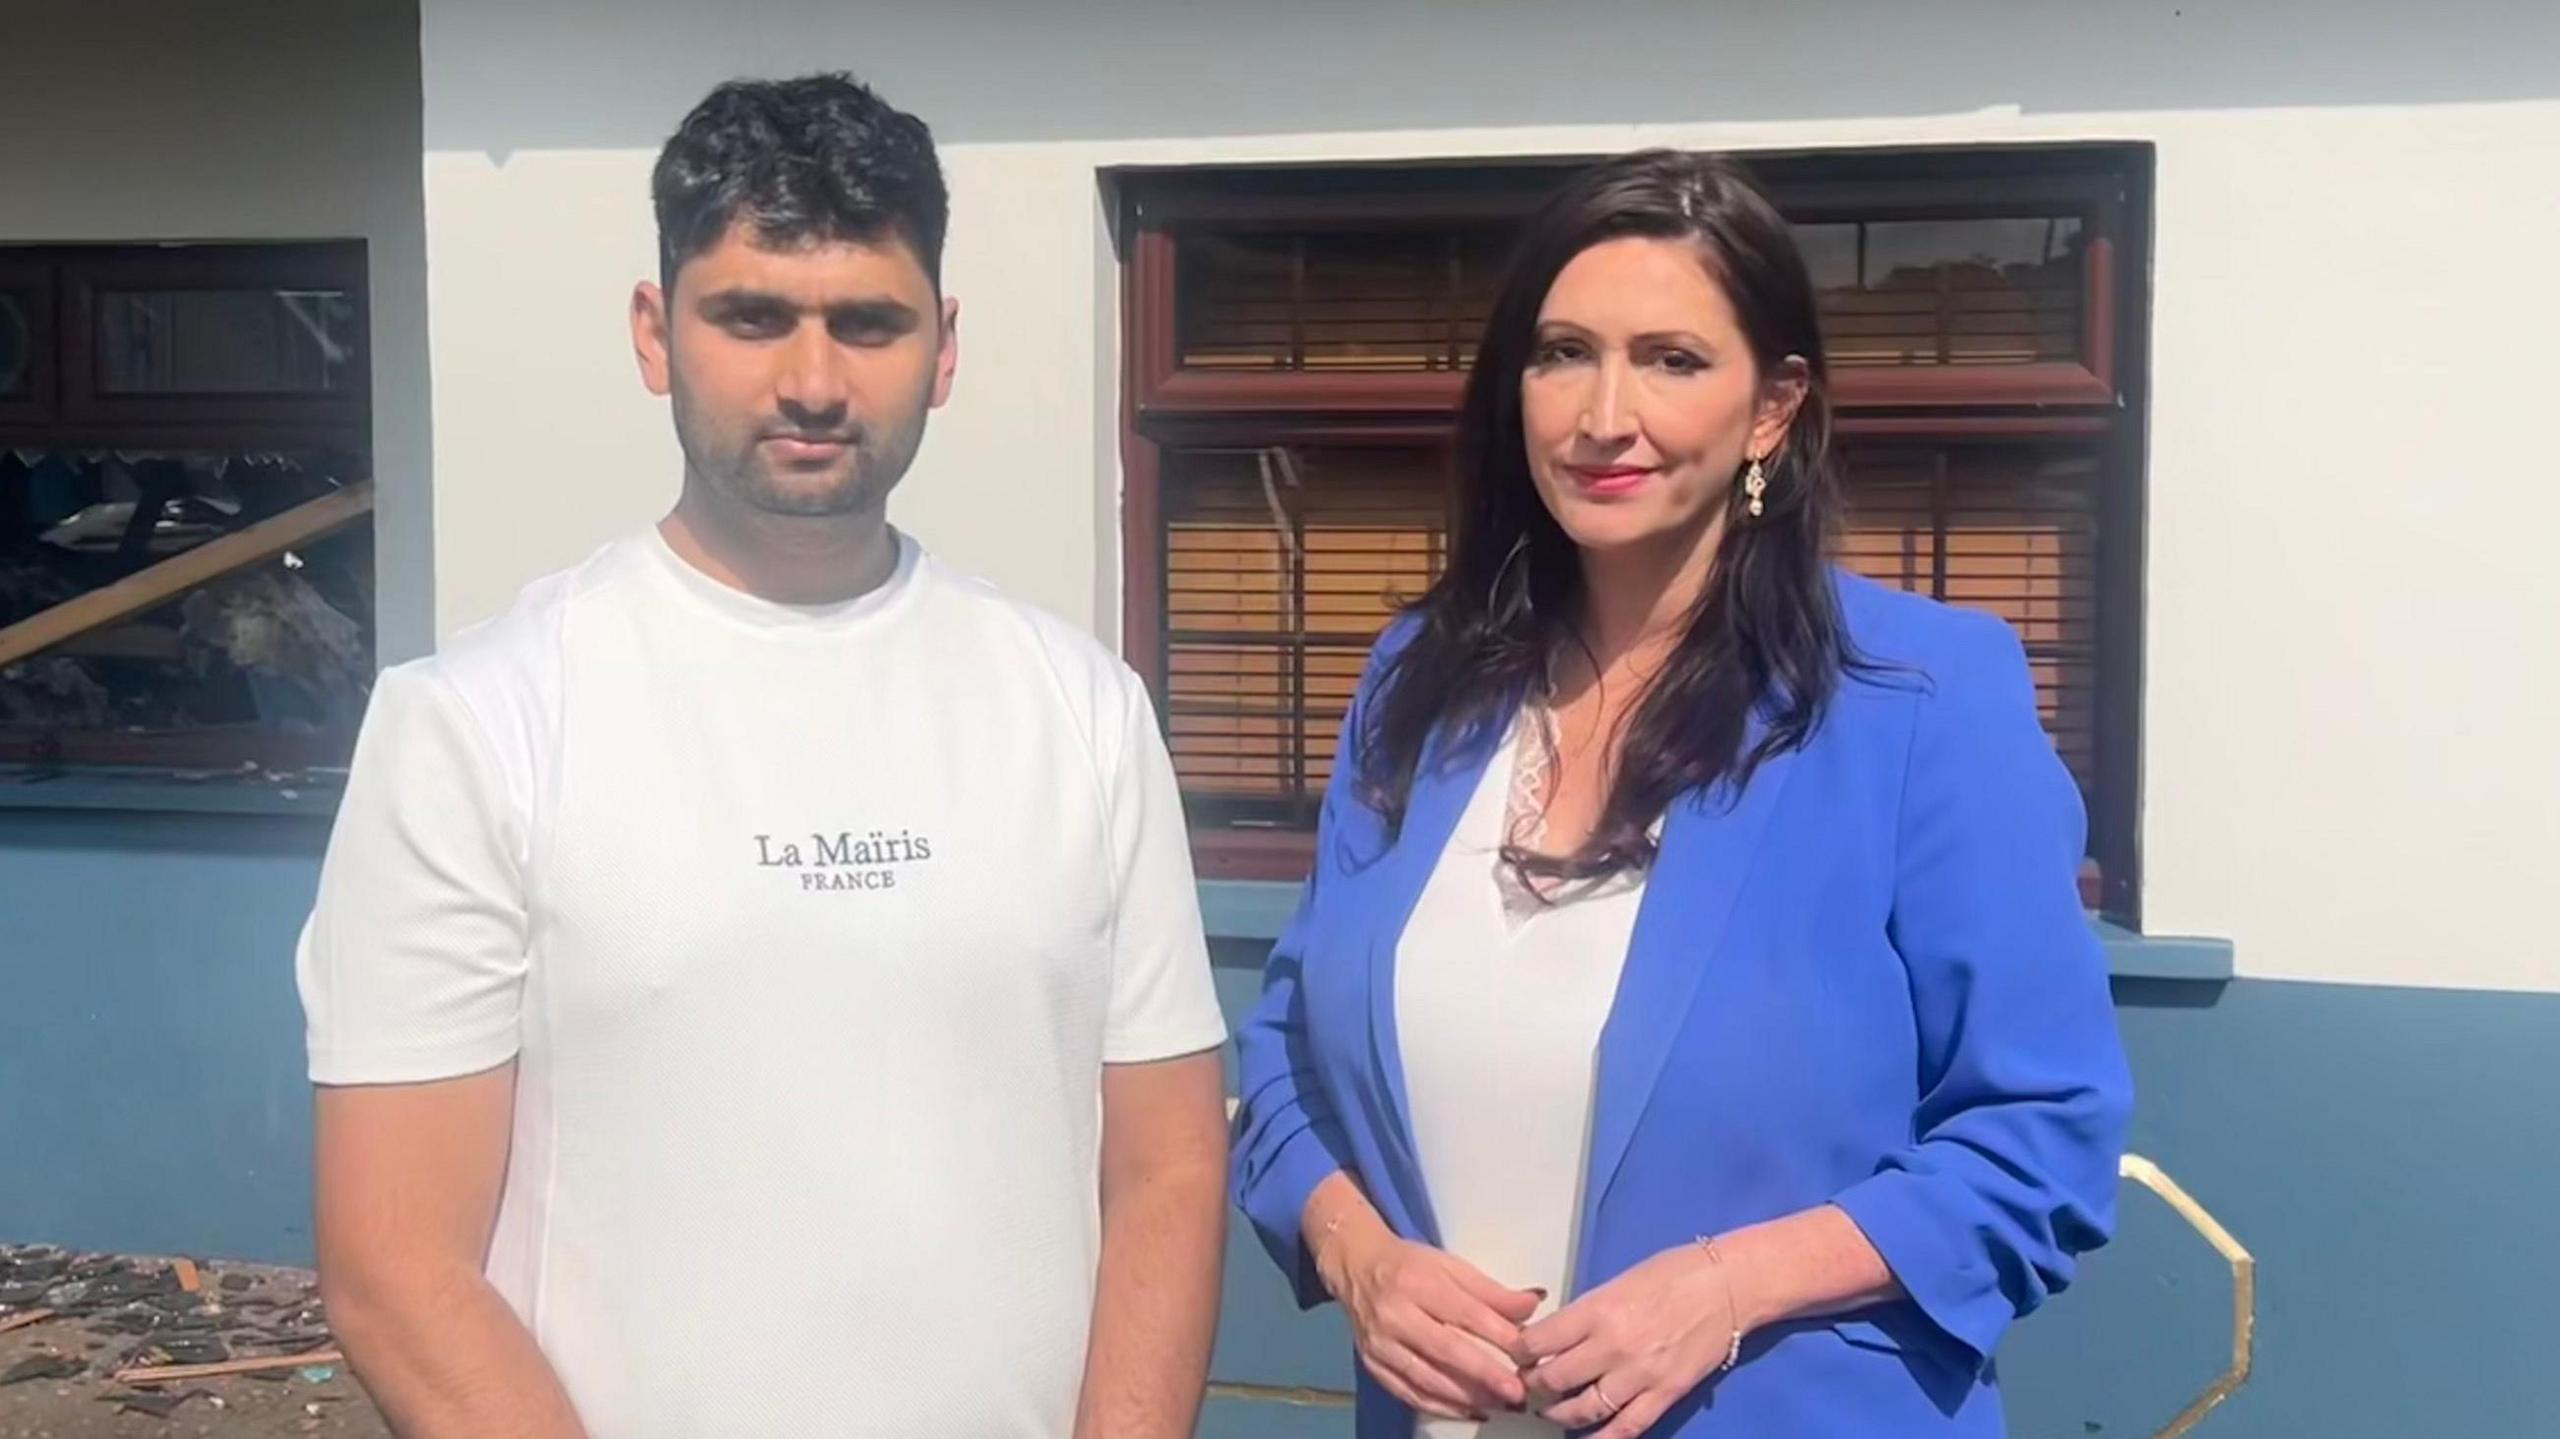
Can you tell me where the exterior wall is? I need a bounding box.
[0,0,436,662]
[415,0,2560,994]
[5,899,2554,1439]
[0,0,416,1319]
[1198,947,2560,1439]
[2,7,2554,1439]
[401,7,2560,1427]
[0,809,328,1263]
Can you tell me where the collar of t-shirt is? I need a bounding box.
[638,523,924,637]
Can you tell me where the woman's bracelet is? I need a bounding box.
[1694,1234,1746,1375]
[1310,1202,1352,1286]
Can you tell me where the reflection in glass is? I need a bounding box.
[0,294,28,396]
[1177,228,1512,373]
[1793,217,2083,367]
[96,289,358,395]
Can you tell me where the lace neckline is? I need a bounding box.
[1494,702,1642,925]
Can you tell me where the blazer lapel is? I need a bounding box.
[1577,742,1803,1260]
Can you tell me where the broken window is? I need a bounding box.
[0,243,372,779]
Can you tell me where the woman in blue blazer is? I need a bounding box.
[1230,150,2132,1438]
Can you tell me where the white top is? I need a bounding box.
[1395,715,1648,1439]
[297,527,1226,1439]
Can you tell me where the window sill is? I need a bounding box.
[1200,878,2234,983]
[0,766,342,817]
[2088,919,2234,982]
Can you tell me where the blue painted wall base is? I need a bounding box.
[4,812,2552,1436]
[1202,943,2560,1439]
[0,808,328,1264]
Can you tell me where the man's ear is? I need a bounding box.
[633,279,673,397]
[929,294,960,410]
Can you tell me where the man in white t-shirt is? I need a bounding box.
[298,74,1230,1439]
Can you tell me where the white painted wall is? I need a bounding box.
[415,0,2560,993]
[0,0,434,661]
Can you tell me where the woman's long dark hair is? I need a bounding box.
[1358,150,1857,879]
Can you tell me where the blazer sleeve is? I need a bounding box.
[1228,632,1399,1310]
[1831,610,2135,1374]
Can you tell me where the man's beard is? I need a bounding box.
[709,447,880,516]
[671,390,924,519]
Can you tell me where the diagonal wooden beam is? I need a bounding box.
[0,480,373,670]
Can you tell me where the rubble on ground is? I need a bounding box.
[0,1244,383,1433]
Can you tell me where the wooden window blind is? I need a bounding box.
[1158,441,2105,824]
[1174,226,1513,375]
[1159,444,1448,825]
[1122,146,2147,914]
[1837,441,2103,788]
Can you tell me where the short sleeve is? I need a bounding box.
[298,662,531,1085]
[1099,668,1227,1065]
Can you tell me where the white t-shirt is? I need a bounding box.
[297,526,1226,1438]
[1396,713,1646,1439]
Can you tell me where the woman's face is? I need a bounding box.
[1519,235,1801,571]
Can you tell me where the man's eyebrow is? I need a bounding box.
[692,290,921,330]
[694,286,794,316]
[822,298,921,328]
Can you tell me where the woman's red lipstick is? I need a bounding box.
[1566,464,1652,497]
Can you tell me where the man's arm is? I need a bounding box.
[1072,1049,1228,1439]
[314,1065,586,1439]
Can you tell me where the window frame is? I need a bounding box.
[1116,144,2150,921]
[0,242,370,453]
[0,255,58,430]
[0,241,376,777]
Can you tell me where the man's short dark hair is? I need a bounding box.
[651,73,948,293]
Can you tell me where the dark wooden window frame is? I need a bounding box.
[1117,145,2150,922]
[0,241,370,454]
[0,240,374,773]
[0,256,59,430]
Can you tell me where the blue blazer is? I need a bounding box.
[1231,574,2133,1437]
